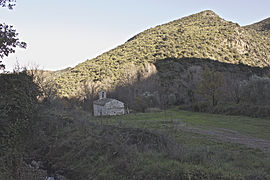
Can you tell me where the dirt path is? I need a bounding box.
[173,120,270,153]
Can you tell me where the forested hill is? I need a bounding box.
[54,10,270,97]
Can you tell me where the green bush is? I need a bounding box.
[0,71,40,179]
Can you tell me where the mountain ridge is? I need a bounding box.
[54,10,270,97]
[245,17,270,37]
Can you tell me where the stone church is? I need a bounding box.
[93,90,125,116]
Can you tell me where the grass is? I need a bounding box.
[95,108,270,140]
[77,108,270,179]
[22,106,270,179]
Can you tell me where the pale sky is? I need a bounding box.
[1,0,269,71]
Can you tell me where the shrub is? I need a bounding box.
[192,102,208,112]
[240,75,270,105]
[0,71,40,179]
[212,103,270,117]
[133,96,149,112]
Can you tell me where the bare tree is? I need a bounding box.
[28,67,59,104]
[198,66,224,106]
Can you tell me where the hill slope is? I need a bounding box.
[245,17,270,37]
[55,10,270,97]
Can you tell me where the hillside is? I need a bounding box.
[54,10,270,97]
[245,17,270,37]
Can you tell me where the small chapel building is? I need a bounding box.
[93,90,125,116]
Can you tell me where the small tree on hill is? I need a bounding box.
[198,66,224,106]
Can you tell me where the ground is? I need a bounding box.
[91,108,270,178]
[26,107,270,179]
[175,121,270,152]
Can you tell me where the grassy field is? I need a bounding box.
[81,108,270,179]
[26,107,270,179]
[95,108,270,140]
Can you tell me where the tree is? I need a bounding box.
[0,71,40,179]
[181,65,202,103]
[0,0,16,9]
[239,75,270,105]
[225,74,241,104]
[28,68,60,104]
[198,66,224,106]
[0,0,26,69]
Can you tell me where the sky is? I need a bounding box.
[0,0,269,71]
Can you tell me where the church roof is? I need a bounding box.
[93,98,115,106]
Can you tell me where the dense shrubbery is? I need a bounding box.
[212,103,270,117]
[239,75,270,105]
[183,75,270,117]
[0,71,40,179]
[212,75,270,117]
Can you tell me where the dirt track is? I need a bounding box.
[174,120,270,153]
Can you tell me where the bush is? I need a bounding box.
[132,93,159,112]
[0,71,40,179]
[133,96,149,112]
[240,75,270,105]
[192,102,208,112]
[212,103,270,117]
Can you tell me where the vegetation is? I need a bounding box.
[245,17,270,38]
[1,9,270,179]
[240,75,270,105]
[2,74,269,179]
[198,66,224,106]
[0,71,40,179]
[12,106,270,179]
[0,0,26,69]
[0,0,16,9]
[28,11,269,120]
[53,10,270,98]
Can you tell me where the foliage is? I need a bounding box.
[212,103,270,117]
[239,75,270,105]
[0,24,26,69]
[53,10,270,98]
[28,69,61,105]
[0,71,40,179]
[0,0,26,69]
[0,0,16,9]
[25,107,270,179]
[133,96,151,112]
[198,66,224,106]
